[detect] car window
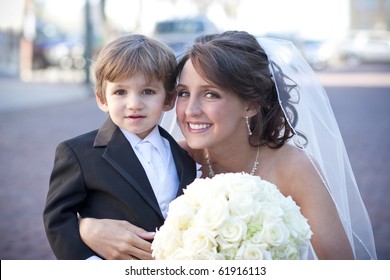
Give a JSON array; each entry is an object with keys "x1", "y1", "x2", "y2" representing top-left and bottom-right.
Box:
[{"x1": 155, "y1": 20, "x2": 204, "y2": 34}]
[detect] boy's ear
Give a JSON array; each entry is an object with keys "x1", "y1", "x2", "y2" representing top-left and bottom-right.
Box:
[
  {"x1": 96, "y1": 95, "x2": 109, "y2": 112},
  {"x1": 163, "y1": 92, "x2": 177, "y2": 112}
]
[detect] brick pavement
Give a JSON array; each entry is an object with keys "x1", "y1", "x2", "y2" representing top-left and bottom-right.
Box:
[
  {"x1": 0, "y1": 79, "x2": 105, "y2": 259},
  {"x1": 326, "y1": 86, "x2": 390, "y2": 260},
  {"x1": 0, "y1": 71, "x2": 389, "y2": 259}
]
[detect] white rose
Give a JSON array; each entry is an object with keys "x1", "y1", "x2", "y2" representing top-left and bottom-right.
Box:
[
  {"x1": 279, "y1": 196, "x2": 312, "y2": 240},
  {"x1": 181, "y1": 181, "x2": 204, "y2": 210},
  {"x1": 152, "y1": 223, "x2": 183, "y2": 259},
  {"x1": 258, "y1": 203, "x2": 284, "y2": 220},
  {"x1": 182, "y1": 227, "x2": 217, "y2": 254},
  {"x1": 257, "y1": 181, "x2": 284, "y2": 203},
  {"x1": 192, "y1": 194, "x2": 229, "y2": 230},
  {"x1": 223, "y1": 174, "x2": 262, "y2": 199},
  {"x1": 272, "y1": 242, "x2": 309, "y2": 260},
  {"x1": 260, "y1": 219, "x2": 290, "y2": 247},
  {"x1": 217, "y1": 217, "x2": 247, "y2": 247},
  {"x1": 169, "y1": 248, "x2": 198, "y2": 260},
  {"x1": 203, "y1": 177, "x2": 228, "y2": 198},
  {"x1": 235, "y1": 242, "x2": 271, "y2": 260},
  {"x1": 228, "y1": 192, "x2": 257, "y2": 222},
  {"x1": 166, "y1": 196, "x2": 195, "y2": 230},
  {"x1": 224, "y1": 173, "x2": 258, "y2": 189}
]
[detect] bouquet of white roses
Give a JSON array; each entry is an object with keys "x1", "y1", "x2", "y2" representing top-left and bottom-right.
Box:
[{"x1": 152, "y1": 173, "x2": 312, "y2": 260}]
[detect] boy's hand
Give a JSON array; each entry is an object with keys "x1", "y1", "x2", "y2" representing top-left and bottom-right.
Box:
[{"x1": 79, "y1": 217, "x2": 155, "y2": 260}]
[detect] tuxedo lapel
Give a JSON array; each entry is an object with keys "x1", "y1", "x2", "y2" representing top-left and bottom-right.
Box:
[
  {"x1": 94, "y1": 118, "x2": 163, "y2": 219},
  {"x1": 158, "y1": 126, "x2": 196, "y2": 196}
]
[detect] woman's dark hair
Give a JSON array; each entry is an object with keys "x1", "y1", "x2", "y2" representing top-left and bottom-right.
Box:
[{"x1": 176, "y1": 30, "x2": 300, "y2": 148}]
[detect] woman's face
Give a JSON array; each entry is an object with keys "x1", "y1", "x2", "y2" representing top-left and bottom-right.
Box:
[{"x1": 176, "y1": 59, "x2": 251, "y2": 150}]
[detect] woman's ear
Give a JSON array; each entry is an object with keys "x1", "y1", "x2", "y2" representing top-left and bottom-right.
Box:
[
  {"x1": 96, "y1": 95, "x2": 108, "y2": 113},
  {"x1": 163, "y1": 91, "x2": 177, "y2": 112},
  {"x1": 245, "y1": 102, "x2": 260, "y2": 118}
]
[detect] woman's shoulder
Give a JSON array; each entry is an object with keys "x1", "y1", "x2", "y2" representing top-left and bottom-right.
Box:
[
  {"x1": 265, "y1": 142, "x2": 311, "y2": 171},
  {"x1": 262, "y1": 143, "x2": 320, "y2": 195}
]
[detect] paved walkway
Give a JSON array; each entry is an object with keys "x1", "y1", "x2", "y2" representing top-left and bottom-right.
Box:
[{"x1": 0, "y1": 77, "x2": 104, "y2": 260}]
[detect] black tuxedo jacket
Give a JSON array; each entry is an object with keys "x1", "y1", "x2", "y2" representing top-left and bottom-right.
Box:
[{"x1": 43, "y1": 118, "x2": 196, "y2": 259}]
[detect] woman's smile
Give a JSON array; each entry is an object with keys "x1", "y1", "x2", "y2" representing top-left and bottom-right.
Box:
[{"x1": 187, "y1": 122, "x2": 212, "y2": 132}]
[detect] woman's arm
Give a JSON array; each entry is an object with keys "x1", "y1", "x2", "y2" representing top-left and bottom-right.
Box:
[
  {"x1": 79, "y1": 218, "x2": 155, "y2": 260},
  {"x1": 282, "y1": 147, "x2": 354, "y2": 259}
]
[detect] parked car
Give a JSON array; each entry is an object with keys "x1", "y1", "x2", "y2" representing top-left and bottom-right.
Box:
[
  {"x1": 153, "y1": 16, "x2": 219, "y2": 57},
  {"x1": 33, "y1": 22, "x2": 85, "y2": 70},
  {"x1": 301, "y1": 39, "x2": 337, "y2": 70},
  {"x1": 263, "y1": 32, "x2": 336, "y2": 70},
  {"x1": 338, "y1": 30, "x2": 390, "y2": 64}
]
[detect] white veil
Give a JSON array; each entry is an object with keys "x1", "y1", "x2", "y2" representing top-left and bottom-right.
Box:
[
  {"x1": 257, "y1": 37, "x2": 376, "y2": 259},
  {"x1": 160, "y1": 37, "x2": 377, "y2": 259}
]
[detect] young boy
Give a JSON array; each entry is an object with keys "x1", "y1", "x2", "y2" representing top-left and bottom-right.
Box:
[{"x1": 43, "y1": 34, "x2": 196, "y2": 259}]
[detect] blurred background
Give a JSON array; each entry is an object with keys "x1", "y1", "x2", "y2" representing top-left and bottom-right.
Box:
[
  {"x1": 1, "y1": 0, "x2": 390, "y2": 81},
  {"x1": 0, "y1": 0, "x2": 389, "y2": 259}
]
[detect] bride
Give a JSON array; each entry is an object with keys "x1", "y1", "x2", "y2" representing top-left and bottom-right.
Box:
[{"x1": 79, "y1": 31, "x2": 377, "y2": 260}]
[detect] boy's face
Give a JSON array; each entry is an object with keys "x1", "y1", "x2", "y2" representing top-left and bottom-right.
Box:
[{"x1": 97, "y1": 74, "x2": 173, "y2": 139}]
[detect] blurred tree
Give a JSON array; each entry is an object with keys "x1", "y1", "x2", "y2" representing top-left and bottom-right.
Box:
[
  {"x1": 99, "y1": 0, "x2": 109, "y2": 43},
  {"x1": 20, "y1": 0, "x2": 36, "y2": 80},
  {"x1": 85, "y1": 0, "x2": 92, "y2": 84}
]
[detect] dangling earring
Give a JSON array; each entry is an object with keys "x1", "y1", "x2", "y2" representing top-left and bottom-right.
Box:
[{"x1": 246, "y1": 116, "x2": 252, "y2": 136}]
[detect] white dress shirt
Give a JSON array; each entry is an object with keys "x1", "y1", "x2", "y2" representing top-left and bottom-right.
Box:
[{"x1": 121, "y1": 126, "x2": 179, "y2": 218}]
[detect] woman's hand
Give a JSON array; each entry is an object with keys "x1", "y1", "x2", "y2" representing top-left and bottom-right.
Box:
[{"x1": 79, "y1": 218, "x2": 155, "y2": 260}]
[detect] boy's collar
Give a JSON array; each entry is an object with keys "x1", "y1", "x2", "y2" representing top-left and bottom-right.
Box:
[{"x1": 121, "y1": 126, "x2": 167, "y2": 159}]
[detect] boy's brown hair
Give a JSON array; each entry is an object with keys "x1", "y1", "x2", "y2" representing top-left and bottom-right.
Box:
[{"x1": 94, "y1": 34, "x2": 176, "y2": 105}]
